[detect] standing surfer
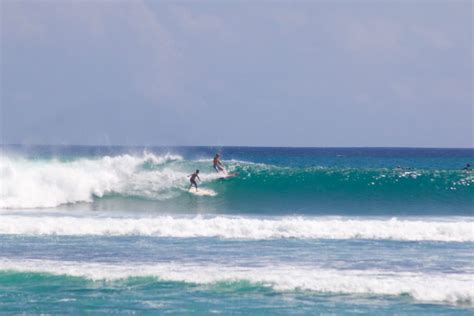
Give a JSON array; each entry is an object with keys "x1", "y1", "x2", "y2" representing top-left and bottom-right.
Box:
[
  {"x1": 188, "y1": 170, "x2": 201, "y2": 191},
  {"x1": 213, "y1": 154, "x2": 225, "y2": 173}
]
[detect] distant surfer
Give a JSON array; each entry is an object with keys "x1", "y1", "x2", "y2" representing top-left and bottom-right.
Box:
[
  {"x1": 188, "y1": 170, "x2": 201, "y2": 191},
  {"x1": 462, "y1": 163, "x2": 472, "y2": 171},
  {"x1": 213, "y1": 154, "x2": 225, "y2": 173}
]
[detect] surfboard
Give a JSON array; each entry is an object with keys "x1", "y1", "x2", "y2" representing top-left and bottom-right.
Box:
[
  {"x1": 218, "y1": 172, "x2": 238, "y2": 179},
  {"x1": 188, "y1": 188, "x2": 217, "y2": 196}
]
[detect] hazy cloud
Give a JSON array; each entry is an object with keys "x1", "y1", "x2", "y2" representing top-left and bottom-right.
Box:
[{"x1": 1, "y1": 0, "x2": 472, "y2": 147}]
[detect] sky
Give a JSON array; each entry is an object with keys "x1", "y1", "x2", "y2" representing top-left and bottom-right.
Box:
[{"x1": 1, "y1": 0, "x2": 472, "y2": 147}]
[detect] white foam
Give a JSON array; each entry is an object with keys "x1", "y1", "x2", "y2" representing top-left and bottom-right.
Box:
[
  {"x1": 1, "y1": 259, "x2": 472, "y2": 305},
  {"x1": 0, "y1": 153, "x2": 216, "y2": 208},
  {"x1": 0, "y1": 215, "x2": 472, "y2": 241}
]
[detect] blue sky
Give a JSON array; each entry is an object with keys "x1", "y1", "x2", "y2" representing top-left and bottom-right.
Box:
[{"x1": 1, "y1": 0, "x2": 472, "y2": 147}]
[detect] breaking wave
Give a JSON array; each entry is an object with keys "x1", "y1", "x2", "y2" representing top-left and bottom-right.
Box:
[
  {"x1": 1, "y1": 259, "x2": 472, "y2": 305},
  {"x1": 1, "y1": 153, "x2": 199, "y2": 208},
  {"x1": 0, "y1": 152, "x2": 473, "y2": 210},
  {"x1": 0, "y1": 214, "x2": 472, "y2": 241}
]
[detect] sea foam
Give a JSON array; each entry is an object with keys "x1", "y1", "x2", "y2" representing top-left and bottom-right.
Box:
[
  {"x1": 0, "y1": 153, "x2": 211, "y2": 208},
  {"x1": 1, "y1": 259, "x2": 472, "y2": 305},
  {"x1": 0, "y1": 214, "x2": 472, "y2": 241}
]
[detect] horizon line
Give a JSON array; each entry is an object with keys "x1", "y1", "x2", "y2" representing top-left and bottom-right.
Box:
[{"x1": 1, "y1": 144, "x2": 474, "y2": 150}]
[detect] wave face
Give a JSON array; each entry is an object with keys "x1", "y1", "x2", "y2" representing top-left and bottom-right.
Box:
[
  {"x1": 1, "y1": 259, "x2": 473, "y2": 305},
  {"x1": 0, "y1": 214, "x2": 472, "y2": 241},
  {"x1": 1, "y1": 147, "x2": 473, "y2": 214}
]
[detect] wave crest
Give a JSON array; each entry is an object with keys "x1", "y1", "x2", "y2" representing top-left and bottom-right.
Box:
[
  {"x1": 0, "y1": 153, "x2": 187, "y2": 208},
  {"x1": 1, "y1": 259, "x2": 472, "y2": 305},
  {"x1": 0, "y1": 215, "x2": 472, "y2": 241},
  {"x1": 1, "y1": 152, "x2": 473, "y2": 209}
]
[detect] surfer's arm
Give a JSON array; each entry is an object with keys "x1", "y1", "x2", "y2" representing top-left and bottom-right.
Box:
[{"x1": 197, "y1": 175, "x2": 201, "y2": 181}]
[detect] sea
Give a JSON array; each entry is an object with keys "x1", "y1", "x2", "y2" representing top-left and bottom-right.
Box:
[{"x1": 0, "y1": 145, "x2": 473, "y2": 315}]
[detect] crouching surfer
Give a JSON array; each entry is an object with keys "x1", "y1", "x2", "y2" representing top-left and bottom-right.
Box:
[{"x1": 188, "y1": 170, "x2": 201, "y2": 191}]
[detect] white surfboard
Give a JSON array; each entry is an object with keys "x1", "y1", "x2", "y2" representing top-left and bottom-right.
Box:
[
  {"x1": 188, "y1": 188, "x2": 217, "y2": 196},
  {"x1": 218, "y1": 172, "x2": 238, "y2": 179}
]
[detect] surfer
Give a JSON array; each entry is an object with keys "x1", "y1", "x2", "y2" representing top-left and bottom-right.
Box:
[
  {"x1": 188, "y1": 170, "x2": 201, "y2": 191},
  {"x1": 462, "y1": 163, "x2": 472, "y2": 171},
  {"x1": 213, "y1": 154, "x2": 225, "y2": 173}
]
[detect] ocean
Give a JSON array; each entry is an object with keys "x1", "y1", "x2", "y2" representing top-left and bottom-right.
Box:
[{"x1": 0, "y1": 145, "x2": 473, "y2": 314}]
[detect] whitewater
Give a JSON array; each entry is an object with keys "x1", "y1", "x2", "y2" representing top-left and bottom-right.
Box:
[
  {"x1": 0, "y1": 213, "x2": 472, "y2": 242},
  {"x1": 1, "y1": 146, "x2": 473, "y2": 314},
  {"x1": 1, "y1": 259, "x2": 473, "y2": 305}
]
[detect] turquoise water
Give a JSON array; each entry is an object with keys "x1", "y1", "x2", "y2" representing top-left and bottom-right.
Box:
[{"x1": 0, "y1": 146, "x2": 473, "y2": 314}]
